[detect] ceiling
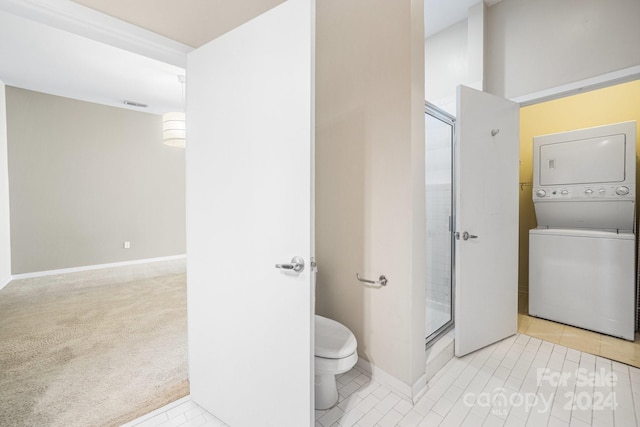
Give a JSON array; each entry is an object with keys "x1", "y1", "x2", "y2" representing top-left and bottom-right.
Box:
[
  {"x1": 70, "y1": 0, "x2": 286, "y2": 48},
  {"x1": 69, "y1": 0, "x2": 504, "y2": 45},
  {"x1": 0, "y1": 0, "x2": 501, "y2": 115},
  {"x1": 0, "y1": 0, "x2": 191, "y2": 114},
  {"x1": 70, "y1": 0, "x2": 502, "y2": 45},
  {"x1": 425, "y1": 0, "x2": 502, "y2": 38}
]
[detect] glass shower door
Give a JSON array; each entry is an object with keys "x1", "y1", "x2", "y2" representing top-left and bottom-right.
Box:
[{"x1": 425, "y1": 102, "x2": 455, "y2": 343}]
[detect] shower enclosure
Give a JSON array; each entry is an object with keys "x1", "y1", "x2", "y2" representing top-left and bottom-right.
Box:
[{"x1": 425, "y1": 102, "x2": 455, "y2": 344}]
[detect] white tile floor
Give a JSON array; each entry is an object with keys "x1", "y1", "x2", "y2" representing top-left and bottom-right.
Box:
[{"x1": 124, "y1": 333, "x2": 640, "y2": 427}]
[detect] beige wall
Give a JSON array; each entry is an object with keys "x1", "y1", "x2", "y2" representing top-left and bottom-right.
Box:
[
  {"x1": 6, "y1": 87, "x2": 185, "y2": 274},
  {"x1": 0, "y1": 81, "x2": 10, "y2": 284},
  {"x1": 486, "y1": 0, "x2": 640, "y2": 99},
  {"x1": 316, "y1": 0, "x2": 426, "y2": 390}
]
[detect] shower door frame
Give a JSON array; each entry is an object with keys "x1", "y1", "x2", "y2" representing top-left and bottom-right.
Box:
[{"x1": 425, "y1": 101, "x2": 456, "y2": 347}]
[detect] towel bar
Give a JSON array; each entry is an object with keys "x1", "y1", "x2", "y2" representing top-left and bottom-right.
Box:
[{"x1": 355, "y1": 273, "x2": 388, "y2": 287}]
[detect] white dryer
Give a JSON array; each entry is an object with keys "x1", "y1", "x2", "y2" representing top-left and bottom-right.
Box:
[{"x1": 529, "y1": 121, "x2": 637, "y2": 340}]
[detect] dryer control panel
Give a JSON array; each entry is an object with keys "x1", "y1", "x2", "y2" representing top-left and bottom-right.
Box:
[{"x1": 534, "y1": 185, "x2": 634, "y2": 201}]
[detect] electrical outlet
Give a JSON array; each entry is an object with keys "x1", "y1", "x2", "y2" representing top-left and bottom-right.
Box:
[{"x1": 124, "y1": 241, "x2": 131, "y2": 249}]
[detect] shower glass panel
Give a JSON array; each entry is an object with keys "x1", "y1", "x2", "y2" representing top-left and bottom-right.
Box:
[{"x1": 425, "y1": 102, "x2": 454, "y2": 343}]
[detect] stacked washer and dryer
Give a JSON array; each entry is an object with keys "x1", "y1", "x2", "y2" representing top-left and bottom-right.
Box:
[{"x1": 529, "y1": 121, "x2": 637, "y2": 341}]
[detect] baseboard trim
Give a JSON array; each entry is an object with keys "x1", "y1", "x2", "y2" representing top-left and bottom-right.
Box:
[
  {"x1": 356, "y1": 358, "x2": 427, "y2": 404},
  {"x1": 0, "y1": 275, "x2": 11, "y2": 292},
  {"x1": 411, "y1": 373, "x2": 428, "y2": 403},
  {"x1": 425, "y1": 330, "x2": 455, "y2": 383},
  {"x1": 120, "y1": 395, "x2": 191, "y2": 427},
  {"x1": 10, "y1": 254, "x2": 187, "y2": 280}
]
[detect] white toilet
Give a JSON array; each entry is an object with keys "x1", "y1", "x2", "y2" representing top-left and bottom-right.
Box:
[{"x1": 314, "y1": 314, "x2": 358, "y2": 409}]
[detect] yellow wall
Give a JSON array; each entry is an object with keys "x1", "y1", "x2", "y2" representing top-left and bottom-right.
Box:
[{"x1": 518, "y1": 79, "x2": 640, "y2": 312}]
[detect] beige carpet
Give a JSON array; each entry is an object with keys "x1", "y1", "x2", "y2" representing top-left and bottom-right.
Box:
[{"x1": 0, "y1": 261, "x2": 189, "y2": 427}]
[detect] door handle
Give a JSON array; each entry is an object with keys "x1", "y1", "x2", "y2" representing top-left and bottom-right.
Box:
[
  {"x1": 455, "y1": 231, "x2": 478, "y2": 241},
  {"x1": 463, "y1": 231, "x2": 478, "y2": 240},
  {"x1": 275, "y1": 256, "x2": 305, "y2": 273},
  {"x1": 356, "y1": 273, "x2": 388, "y2": 287}
]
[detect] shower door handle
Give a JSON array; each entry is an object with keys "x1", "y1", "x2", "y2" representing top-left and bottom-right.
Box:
[
  {"x1": 455, "y1": 231, "x2": 478, "y2": 241},
  {"x1": 275, "y1": 256, "x2": 305, "y2": 273}
]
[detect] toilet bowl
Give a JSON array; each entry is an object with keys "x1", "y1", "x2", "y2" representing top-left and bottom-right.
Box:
[{"x1": 315, "y1": 315, "x2": 358, "y2": 410}]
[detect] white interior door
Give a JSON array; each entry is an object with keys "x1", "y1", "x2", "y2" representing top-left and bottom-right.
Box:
[
  {"x1": 186, "y1": 1, "x2": 314, "y2": 426},
  {"x1": 454, "y1": 85, "x2": 519, "y2": 357}
]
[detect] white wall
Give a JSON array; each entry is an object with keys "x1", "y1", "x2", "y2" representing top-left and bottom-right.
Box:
[
  {"x1": 425, "y1": 21, "x2": 467, "y2": 104},
  {"x1": 0, "y1": 81, "x2": 10, "y2": 288},
  {"x1": 424, "y1": 1, "x2": 485, "y2": 114},
  {"x1": 426, "y1": 0, "x2": 640, "y2": 108},
  {"x1": 486, "y1": 0, "x2": 640, "y2": 99}
]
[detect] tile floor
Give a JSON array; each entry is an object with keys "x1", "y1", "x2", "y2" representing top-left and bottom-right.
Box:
[
  {"x1": 124, "y1": 333, "x2": 640, "y2": 427},
  {"x1": 518, "y1": 314, "x2": 640, "y2": 369}
]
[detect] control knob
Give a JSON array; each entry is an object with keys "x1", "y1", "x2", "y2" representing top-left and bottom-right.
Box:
[
  {"x1": 616, "y1": 186, "x2": 630, "y2": 196},
  {"x1": 584, "y1": 189, "x2": 593, "y2": 195},
  {"x1": 535, "y1": 189, "x2": 546, "y2": 198}
]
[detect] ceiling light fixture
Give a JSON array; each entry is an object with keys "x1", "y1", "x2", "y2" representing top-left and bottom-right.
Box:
[{"x1": 163, "y1": 75, "x2": 186, "y2": 148}]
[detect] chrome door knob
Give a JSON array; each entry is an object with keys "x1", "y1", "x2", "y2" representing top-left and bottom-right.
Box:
[
  {"x1": 462, "y1": 231, "x2": 478, "y2": 240},
  {"x1": 456, "y1": 231, "x2": 478, "y2": 241},
  {"x1": 275, "y1": 256, "x2": 305, "y2": 273}
]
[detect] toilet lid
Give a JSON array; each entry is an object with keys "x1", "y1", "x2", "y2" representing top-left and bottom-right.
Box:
[{"x1": 315, "y1": 315, "x2": 357, "y2": 359}]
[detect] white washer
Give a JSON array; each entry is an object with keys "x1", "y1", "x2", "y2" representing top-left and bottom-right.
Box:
[{"x1": 529, "y1": 228, "x2": 635, "y2": 340}]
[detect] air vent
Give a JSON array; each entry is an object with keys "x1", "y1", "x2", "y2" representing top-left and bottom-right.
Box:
[{"x1": 124, "y1": 100, "x2": 147, "y2": 108}]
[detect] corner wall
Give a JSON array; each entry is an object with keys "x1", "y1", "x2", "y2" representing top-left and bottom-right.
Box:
[
  {"x1": 0, "y1": 81, "x2": 10, "y2": 286},
  {"x1": 6, "y1": 87, "x2": 186, "y2": 274},
  {"x1": 316, "y1": 0, "x2": 426, "y2": 393},
  {"x1": 518, "y1": 80, "x2": 640, "y2": 309}
]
